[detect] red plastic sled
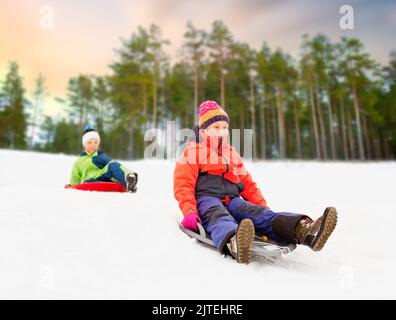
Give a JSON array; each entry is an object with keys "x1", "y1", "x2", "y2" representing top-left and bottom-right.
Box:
[{"x1": 65, "y1": 181, "x2": 127, "y2": 193}]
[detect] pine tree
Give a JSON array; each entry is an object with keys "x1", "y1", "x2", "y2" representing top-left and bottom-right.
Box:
[
  {"x1": 182, "y1": 21, "x2": 207, "y2": 124},
  {"x1": 30, "y1": 73, "x2": 47, "y2": 148},
  {"x1": 0, "y1": 62, "x2": 27, "y2": 149},
  {"x1": 208, "y1": 20, "x2": 233, "y2": 108}
]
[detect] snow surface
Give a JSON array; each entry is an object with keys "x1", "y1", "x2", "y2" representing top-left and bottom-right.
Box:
[{"x1": 0, "y1": 149, "x2": 395, "y2": 299}]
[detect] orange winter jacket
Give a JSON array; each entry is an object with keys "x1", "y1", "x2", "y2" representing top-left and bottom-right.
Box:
[{"x1": 173, "y1": 131, "x2": 268, "y2": 216}]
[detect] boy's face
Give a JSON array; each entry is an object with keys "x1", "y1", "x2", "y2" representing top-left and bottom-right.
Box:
[
  {"x1": 84, "y1": 138, "x2": 100, "y2": 153},
  {"x1": 203, "y1": 121, "x2": 229, "y2": 138}
]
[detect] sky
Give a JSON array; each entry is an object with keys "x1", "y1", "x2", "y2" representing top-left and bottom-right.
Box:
[{"x1": 0, "y1": 0, "x2": 395, "y2": 118}]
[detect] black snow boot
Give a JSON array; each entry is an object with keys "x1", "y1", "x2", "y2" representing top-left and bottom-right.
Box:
[
  {"x1": 294, "y1": 207, "x2": 338, "y2": 251},
  {"x1": 125, "y1": 172, "x2": 138, "y2": 193}
]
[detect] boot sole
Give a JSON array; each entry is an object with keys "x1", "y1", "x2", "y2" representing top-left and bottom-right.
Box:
[
  {"x1": 311, "y1": 207, "x2": 338, "y2": 251},
  {"x1": 236, "y1": 219, "x2": 255, "y2": 264},
  {"x1": 126, "y1": 175, "x2": 137, "y2": 193}
]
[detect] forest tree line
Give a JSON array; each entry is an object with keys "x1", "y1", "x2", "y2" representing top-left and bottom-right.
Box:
[{"x1": 1, "y1": 21, "x2": 396, "y2": 160}]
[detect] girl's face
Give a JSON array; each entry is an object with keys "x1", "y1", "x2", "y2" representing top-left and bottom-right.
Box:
[
  {"x1": 203, "y1": 121, "x2": 229, "y2": 138},
  {"x1": 85, "y1": 139, "x2": 99, "y2": 154}
]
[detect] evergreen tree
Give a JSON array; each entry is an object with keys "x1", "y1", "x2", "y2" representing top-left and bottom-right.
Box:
[{"x1": 0, "y1": 62, "x2": 27, "y2": 149}]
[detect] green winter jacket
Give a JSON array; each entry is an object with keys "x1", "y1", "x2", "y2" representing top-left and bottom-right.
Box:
[{"x1": 69, "y1": 150, "x2": 117, "y2": 186}]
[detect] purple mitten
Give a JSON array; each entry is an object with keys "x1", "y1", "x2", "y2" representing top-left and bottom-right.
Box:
[{"x1": 181, "y1": 212, "x2": 202, "y2": 231}]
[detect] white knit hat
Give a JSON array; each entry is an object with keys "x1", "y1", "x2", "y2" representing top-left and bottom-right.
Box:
[{"x1": 82, "y1": 130, "x2": 100, "y2": 147}]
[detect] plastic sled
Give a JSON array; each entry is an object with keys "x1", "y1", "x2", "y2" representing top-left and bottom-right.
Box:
[
  {"x1": 180, "y1": 223, "x2": 296, "y2": 261},
  {"x1": 65, "y1": 181, "x2": 127, "y2": 192}
]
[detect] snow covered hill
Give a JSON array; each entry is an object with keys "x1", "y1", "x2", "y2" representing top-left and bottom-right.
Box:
[{"x1": 0, "y1": 149, "x2": 395, "y2": 299}]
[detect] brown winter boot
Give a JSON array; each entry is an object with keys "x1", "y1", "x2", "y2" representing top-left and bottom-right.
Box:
[
  {"x1": 227, "y1": 218, "x2": 255, "y2": 264},
  {"x1": 294, "y1": 207, "x2": 338, "y2": 251}
]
